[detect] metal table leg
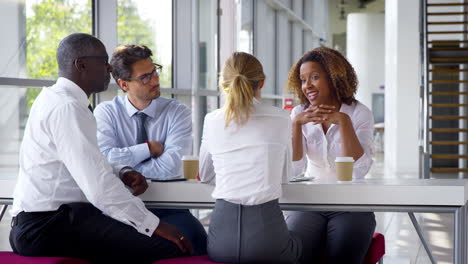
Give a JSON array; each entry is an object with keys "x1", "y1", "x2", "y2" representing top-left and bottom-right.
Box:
[
  {"x1": 408, "y1": 212, "x2": 436, "y2": 264},
  {"x1": 454, "y1": 206, "x2": 466, "y2": 264},
  {"x1": 0, "y1": 204, "x2": 7, "y2": 222}
]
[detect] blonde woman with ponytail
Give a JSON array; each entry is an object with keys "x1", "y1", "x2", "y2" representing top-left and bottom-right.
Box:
[{"x1": 199, "y1": 52, "x2": 302, "y2": 264}]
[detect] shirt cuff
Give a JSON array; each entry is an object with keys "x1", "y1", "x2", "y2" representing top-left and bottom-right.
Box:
[
  {"x1": 112, "y1": 163, "x2": 128, "y2": 177},
  {"x1": 353, "y1": 152, "x2": 373, "y2": 179},
  {"x1": 118, "y1": 166, "x2": 134, "y2": 179},
  {"x1": 292, "y1": 158, "x2": 306, "y2": 178},
  {"x1": 137, "y1": 212, "x2": 160, "y2": 237},
  {"x1": 134, "y1": 143, "x2": 152, "y2": 164}
]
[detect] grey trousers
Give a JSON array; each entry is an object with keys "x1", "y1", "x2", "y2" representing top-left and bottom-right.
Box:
[
  {"x1": 208, "y1": 199, "x2": 302, "y2": 264},
  {"x1": 285, "y1": 211, "x2": 376, "y2": 264}
]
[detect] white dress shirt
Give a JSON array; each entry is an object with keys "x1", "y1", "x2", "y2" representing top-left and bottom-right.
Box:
[
  {"x1": 11, "y1": 77, "x2": 159, "y2": 237},
  {"x1": 291, "y1": 101, "x2": 374, "y2": 180},
  {"x1": 199, "y1": 99, "x2": 292, "y2": 205},
  {"x1": 94, "y1": 96, "x2": 192, "y2": 179}
]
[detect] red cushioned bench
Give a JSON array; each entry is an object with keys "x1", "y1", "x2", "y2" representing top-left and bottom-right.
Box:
[
  {"x1": 154, "y1": 255, "x2": 224, "y2": 264},
  {"x1": 155, "y1": 232, "x2": 385, "y2": 264},
  {"x1": 0, "y1": 233, "x2": 384, "y2": 264},
  {"x1": 0, "y1": 253, "x2": 219, "y2": 264},
  {"x1": 0, "y1": 252, "x2": 92, "y2": 264},
  {"x1": 364, "y1": 232, "x2": 385, "y2": 264}
]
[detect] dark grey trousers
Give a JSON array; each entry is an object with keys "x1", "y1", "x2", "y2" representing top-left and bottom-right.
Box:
[
  {"x1": 208, "y1": 199, "x2": 302, "y2": 264},
  {"x1": 149, "y1": 208, "x2": 207, "y2": 256},
  {"x1": 285, "y1": 211, "x2": 376, "y2": 264}
]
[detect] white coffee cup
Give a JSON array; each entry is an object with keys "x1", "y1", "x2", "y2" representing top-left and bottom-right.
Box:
[
  {"x1": 182, "y1": 155, "x2": 199, "y2": 180},
  {"x1": 335, "y1": 157, "x2": 354, "y2": 182}
]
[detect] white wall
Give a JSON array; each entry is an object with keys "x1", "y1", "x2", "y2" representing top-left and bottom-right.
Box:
[
  {"x1": 385, "y1": 0, "x2": 420, "y2": 174},
  {"x1": 328, "y1": 0, "x2": 385, "y2": 44},
  {"x1": 347, "y1": 13, "x2": 385, "y2": 111}
]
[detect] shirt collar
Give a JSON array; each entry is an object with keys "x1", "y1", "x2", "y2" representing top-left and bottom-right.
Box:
[
  {"x1": 56, "y1": 77, "x2": 89, "y2": 108},
  {"x1": 125, "y1": 95, "x2": 158, "y2": 119},
  {"x1": 253, "y1": 97, "x2": 261, "y2": 105},
  {"x1": 338, "y1": 101, "x2": 355, "y2": 115}
]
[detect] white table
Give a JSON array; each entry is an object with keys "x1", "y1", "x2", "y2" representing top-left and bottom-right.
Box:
[
  {"x1": 140, "y1": 178, "x2": 468, "y2": 264},
  {"x1": 1, "y1": 178, "x2": 468, "y2": 263}
]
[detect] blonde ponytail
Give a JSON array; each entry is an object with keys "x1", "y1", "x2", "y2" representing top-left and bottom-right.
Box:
[{"x1": 221, "y1": 52, "x2": 265, "y2": 127}]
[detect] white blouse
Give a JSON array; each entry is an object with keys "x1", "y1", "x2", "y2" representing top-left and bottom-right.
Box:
[
  {"x1": 291, "y1": 101, "x2": 374, "y2": 180},
  {"x1": 199, "y1": 99, "x2": 292, "y2": 205}
]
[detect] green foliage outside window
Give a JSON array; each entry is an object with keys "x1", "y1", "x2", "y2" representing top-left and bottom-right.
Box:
[
  {"x1": 117, "y1": 0, "x2": 172, "y2": 88},
  {"x1": 25, "y1": 0, "x2": 92, "y2": 110},
  {"x1": 25, "y1": 0, "x2": 171, "y2": 111}
]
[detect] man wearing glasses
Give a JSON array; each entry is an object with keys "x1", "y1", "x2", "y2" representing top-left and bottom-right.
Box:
[
  {"x1": 94, "y1": 44, "x2": 207, "y2": 255},
  {"x1": 10, "y1": 34, "x2": 192, "y2": 263}
]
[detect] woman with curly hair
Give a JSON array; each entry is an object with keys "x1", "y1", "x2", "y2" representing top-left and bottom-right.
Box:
[
  {"x1": 199, "y1": 52, "x2": 302, "y2": 263},
  {"x1": 285, "y1": 47, "x2": 376, "y2": 264}
]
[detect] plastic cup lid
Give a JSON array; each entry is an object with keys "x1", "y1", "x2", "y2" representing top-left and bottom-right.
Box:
[
  {"x1": 182, "y1": 155, "x2": 198, "y2": 160},
  {"x1": 335, "y1": 156, "x2": 354, "y2": 162}
]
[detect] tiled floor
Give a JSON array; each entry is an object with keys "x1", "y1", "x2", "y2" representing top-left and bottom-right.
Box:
[{"x1": 0, "y1": 153, "x2": 456, "y2": 263}]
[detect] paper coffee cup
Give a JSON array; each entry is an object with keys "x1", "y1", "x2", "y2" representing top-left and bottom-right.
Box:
[
  {"x1": 335, "y1": 157, "x2": 354, "y2": 182},
  {"x1": 182, "y1": 155, "x2": 199, "y2": 180}
]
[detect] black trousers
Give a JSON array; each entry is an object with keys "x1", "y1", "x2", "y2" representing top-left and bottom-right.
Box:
[{"x1": 9, "y1": 203, "x2": 186, "y2": 264}]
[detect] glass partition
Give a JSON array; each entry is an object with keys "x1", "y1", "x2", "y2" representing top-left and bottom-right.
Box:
[{"x1": 117, "y1": 0, "x2": 172, "y2": 88}]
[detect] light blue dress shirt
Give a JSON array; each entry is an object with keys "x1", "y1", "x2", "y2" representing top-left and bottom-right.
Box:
[{"x1": 94, "y1": 95, "x2": 192, "y2": 179}]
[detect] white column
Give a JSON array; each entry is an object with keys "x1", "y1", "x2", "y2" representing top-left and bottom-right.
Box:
[
  {"x1": 347, "y1": 13, "x2": 385, "y2": 111},
  {"x1": 384, "y1": 0, "x2": 420, "y2": 174},
  {"x1": 254, "y1": 0, "x2": 276, "y2": 95},
  {"x1": 276, "y1": 11, "x2": 290, "y2": 95},
  {"x1": 95, "y1": 0, "x2": 118, "y2": 103}
]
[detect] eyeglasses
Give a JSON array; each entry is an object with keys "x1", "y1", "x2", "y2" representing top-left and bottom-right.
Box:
[{"x1": 126, "y1": 63, "x2": 163, "y2": 85}]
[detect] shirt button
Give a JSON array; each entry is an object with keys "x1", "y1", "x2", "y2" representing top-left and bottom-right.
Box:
[{"x1": 145, "y1": 228, "x2": 149, "y2": 233}]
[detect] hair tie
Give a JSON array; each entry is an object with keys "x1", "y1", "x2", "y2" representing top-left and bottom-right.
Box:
[{"x1": 234, "y1": 73, "x2": 247, "y2": 80}]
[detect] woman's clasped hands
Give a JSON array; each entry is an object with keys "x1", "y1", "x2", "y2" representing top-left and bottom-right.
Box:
[{"x1": 294, "y1": 104, "x2": 348, "y2": 126}]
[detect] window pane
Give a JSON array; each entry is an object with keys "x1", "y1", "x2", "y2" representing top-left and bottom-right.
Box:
[
  {"x1": 199, "y1": 0, "x2": 217, "y2": 90},
  {"x1": 198, "y1": 95, "x2": 218, "y2": 148},
  {"x1": 262, "y1": 98, "x2": 281, "y2": 107},
  {"x1": 0, "y1": 87, "x2": 42, "y2": 179},
  {"x1": 117, "y1": 0, "x2": 172, "y2": 88},
  {"x1": 239, "y1": 0, "x2": 253, "y2": 54},
  {"x1": 205, "y1": 96, "x2": 219, "y2": 114},
  {"x1": 0, "y1": 0, "x2": 92, "y2": 80},
  {"x1": 174, "y1": 95, "x2": 192, "y2": 110}
]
